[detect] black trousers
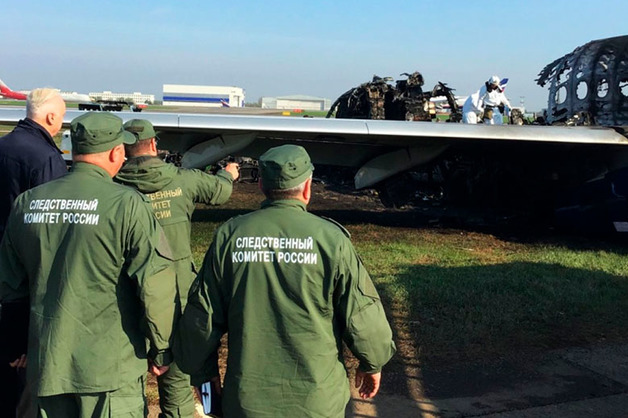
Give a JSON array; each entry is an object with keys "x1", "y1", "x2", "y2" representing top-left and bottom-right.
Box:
[{"x1": 0, "y1": 363, "x2": 22, "y2": 418}]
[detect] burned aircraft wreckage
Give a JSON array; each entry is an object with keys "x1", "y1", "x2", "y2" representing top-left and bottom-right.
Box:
[
  {"x1": 325, "y1": 71, "x2": 462, "y2": 122},
  {"x1": 537, "y1": 35, "x2": 628, "y2": 126},
  {"x1": 325, "y1": 36, "x2": 628, "y2": 230}
]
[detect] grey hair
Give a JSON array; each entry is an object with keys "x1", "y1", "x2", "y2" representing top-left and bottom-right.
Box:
[
  {"x1": 26, "y1": 88, "x2": 63, "y2": 119},
  {"x1": 262, "y1": 175, "x2": 311, "y2": 200}
]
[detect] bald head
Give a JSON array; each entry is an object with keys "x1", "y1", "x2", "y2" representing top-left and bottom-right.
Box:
[
  {"x1": 72, "y1": 144, "x2": 127, "y2": 178},
  {"x1": 26, "y1": 88, "x2": 66, "y2": 137}
]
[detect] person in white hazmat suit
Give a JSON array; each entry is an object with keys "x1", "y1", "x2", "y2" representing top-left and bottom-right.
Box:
[{"x1": 462, "y1": 75, "x2": 512, "y2": 124}]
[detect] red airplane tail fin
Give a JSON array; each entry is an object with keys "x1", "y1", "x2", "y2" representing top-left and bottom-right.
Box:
[
  {"x1": 0, "y1": 78, "x2": 9, "y2": 93},
  {"x1": 0, "y1": 79, "x2": 28, "y2": 100}
]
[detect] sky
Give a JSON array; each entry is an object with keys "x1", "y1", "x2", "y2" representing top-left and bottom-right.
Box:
[{"x1": 2, "y1": 1, "x2": 627, "y2": 111}]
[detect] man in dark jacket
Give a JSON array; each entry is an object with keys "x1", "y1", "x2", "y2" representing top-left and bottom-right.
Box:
[
  {"x1": 0, "y1": 88, "x2": 67, "y2": 417},
  {"x1": 116, "y1": 119, "x2": 239, "y2": 418},
  {"x1": 0, "y1": 88, "x2": 67, "y2": 237},
  {"x1": 0, "y1": 112, "x2": 177, "y2": 417}
]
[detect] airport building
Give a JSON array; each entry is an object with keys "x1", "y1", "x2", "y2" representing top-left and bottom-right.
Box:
[
  {"x1": 261, "y1": 95, "x2": 331, "y2": 111},
  {"x1": 162, "y1": 84, "x2": 245, "y2": 108},
  {"x1": 89, "y1": 91, "x2": 155, "y2": 104}
]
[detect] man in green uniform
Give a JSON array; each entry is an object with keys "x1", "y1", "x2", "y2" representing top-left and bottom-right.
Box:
[
  {"x1": 0, "y1": 112, "x2": 177, "y2": 418},
  {"x1": 174, "y1": 144, "x2": 396, "y2": 417},
  {"x1": 115, "y1": 119, "x2": 239, "y2": 418}
]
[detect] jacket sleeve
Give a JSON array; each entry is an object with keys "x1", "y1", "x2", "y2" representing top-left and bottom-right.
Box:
[
  {"x1": 124, "y1": 198, "x2": 177, "y2": 366},
  {"x1": 501, "y1": 93, "x2": 512, "y2": 109},
  {"x1": 189, "y1": 169, "x2": 233, "y2": 206},
  {"x1": 334, "y1": 236, "x2": 396, "y2": 373},
  {"x1": 173, "y1": 233, "x2": 228, "y2": 384},
  {"x1": 476, "y1": 85, "x2": 488, "y2": 110},
  {"x1": 0, "y1": 206, "x2": 29, "y2": 303},
  {"x1": 0, "y1": 209, "x2": 31, "y2": 363}
]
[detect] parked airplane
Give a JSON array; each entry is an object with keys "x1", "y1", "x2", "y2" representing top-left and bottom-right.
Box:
[{"x1": 0, "y1": 78, "x2": 93, "y2": 103}]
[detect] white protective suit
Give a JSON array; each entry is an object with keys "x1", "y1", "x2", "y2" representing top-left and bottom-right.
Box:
[{"x1": 462, "y1": 76, "x2": 512, "y2": 124}]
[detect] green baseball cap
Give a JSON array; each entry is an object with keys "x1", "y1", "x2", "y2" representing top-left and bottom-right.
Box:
[
  {"x1": 259, "y1": 144, "x2": 314, "y2": 189},
  {"x1": 71, "y1": 113, "x2": 135, "y2": 154},
  {"x1": 123, "y1": 119, "x2": 157, "y2": 142}
]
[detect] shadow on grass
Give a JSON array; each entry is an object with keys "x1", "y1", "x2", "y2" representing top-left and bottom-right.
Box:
[
  {"x1": 193, "y1": 206, "x2": 628, "y2": 257},
  {"x1": 192, "y1": 206, "x2": 537, "y2": 231},
  {"x1": 372, "y1": 261, "x2": 628, "y2": 407}
]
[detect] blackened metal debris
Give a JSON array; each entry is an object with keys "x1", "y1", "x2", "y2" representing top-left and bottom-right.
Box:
[
  {"x1": 326, "y1": 71, "x2": 461, "y2": 122},
  {"x1": 537, "y1": 35, "x2": 628, "y2": 126}
]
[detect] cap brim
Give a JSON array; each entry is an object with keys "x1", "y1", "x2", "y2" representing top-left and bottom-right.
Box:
[{"x1": 122, "y1": 131, "x2": 138, "y2": 145}]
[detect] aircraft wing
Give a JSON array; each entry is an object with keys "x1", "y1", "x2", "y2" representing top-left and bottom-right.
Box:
[{"x1": 1, "y1": 108, "x2": 628, "y2": 189}]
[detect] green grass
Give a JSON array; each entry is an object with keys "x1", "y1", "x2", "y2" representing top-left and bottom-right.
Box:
[
  {"x1": 0, "y1": 123, "x2": 14, "y2": 136},
  {"x1": 0, "y1": 100, "x2": 26, "y2": 106},
  {"x1": 353, "y1": 229, "x2": 628, "y2": 363},
  {"x1": 285, "y1": 110, "x2": 329, "y2": 117},
  {"x1": 0, "y1": 100, "x2": 83, "y2": 109},
  {"x1": 0, "y1": 123, "x2": 64, "y2": 147},
  {"x1": 190, "y1": 218, "x2": 628, "y2": 365}
]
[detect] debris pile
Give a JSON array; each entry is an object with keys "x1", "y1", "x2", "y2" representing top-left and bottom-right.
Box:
[{"x1": 327, "y1": 71, "x2": 461, "y2": 122}]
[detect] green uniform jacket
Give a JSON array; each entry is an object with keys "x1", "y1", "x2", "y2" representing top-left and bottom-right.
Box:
[
  {"x1": 0, "y1": 162, "x2": 177, "y2": 397},
  {"x1": 174, "y1": 199, "x2": 396, "y2": 418},
  {"x1": 115, "y1": 156, "x2": 233, "y2": 309}
]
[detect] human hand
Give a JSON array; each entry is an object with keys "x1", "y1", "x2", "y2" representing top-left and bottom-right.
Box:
[
  {"x1": 148, "y1": 360, "x2": 170, "y2": 376},
  {"x1": 9, "y1": 354, "x2": 27, "y2": 369},
  {"x1": 225, "y1": 163, "x2": 240, "y2": 181},
  {"x1": 355, "y1": 370, "x2": 381, "y2": 399}
]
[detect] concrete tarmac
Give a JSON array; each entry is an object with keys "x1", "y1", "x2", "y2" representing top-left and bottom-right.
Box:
[{"x1": 347, "y1": 343, "x2": 628, "y2": 417}]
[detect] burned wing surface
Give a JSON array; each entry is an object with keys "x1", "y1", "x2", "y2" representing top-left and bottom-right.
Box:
[{"x1": 537, "y1": 35, "x2": 628, "y2": 126}]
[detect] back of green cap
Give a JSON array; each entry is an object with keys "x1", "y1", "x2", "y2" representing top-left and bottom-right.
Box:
[
  {"x1": 259, "y1": 144, "x2": 314, "y2": 189},
  {"x1": 123, "y1": 119, "x2": 156, "y2": 142},
  {"x1": 71, "y1": 113, "x2": 135, "y2": 154}
]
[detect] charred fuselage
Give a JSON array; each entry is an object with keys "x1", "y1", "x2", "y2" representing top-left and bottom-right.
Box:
[
  {"x1": 537, "y1": 35, "x2": 628, "y2": 126},
  {"x1": 327, "y1": 53, "x2": 628, "y2": 231}
]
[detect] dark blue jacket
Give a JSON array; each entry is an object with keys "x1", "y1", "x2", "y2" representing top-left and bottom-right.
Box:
[
  {"x1": 0, "y1": 118, "x2": 66, "y2": 364},
  {"x1": 0, "y1": 118, "x2": 67, "y2": 241},
  {"x1": 0, "y1": 119, "x2": 66, "y2": 408}
]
